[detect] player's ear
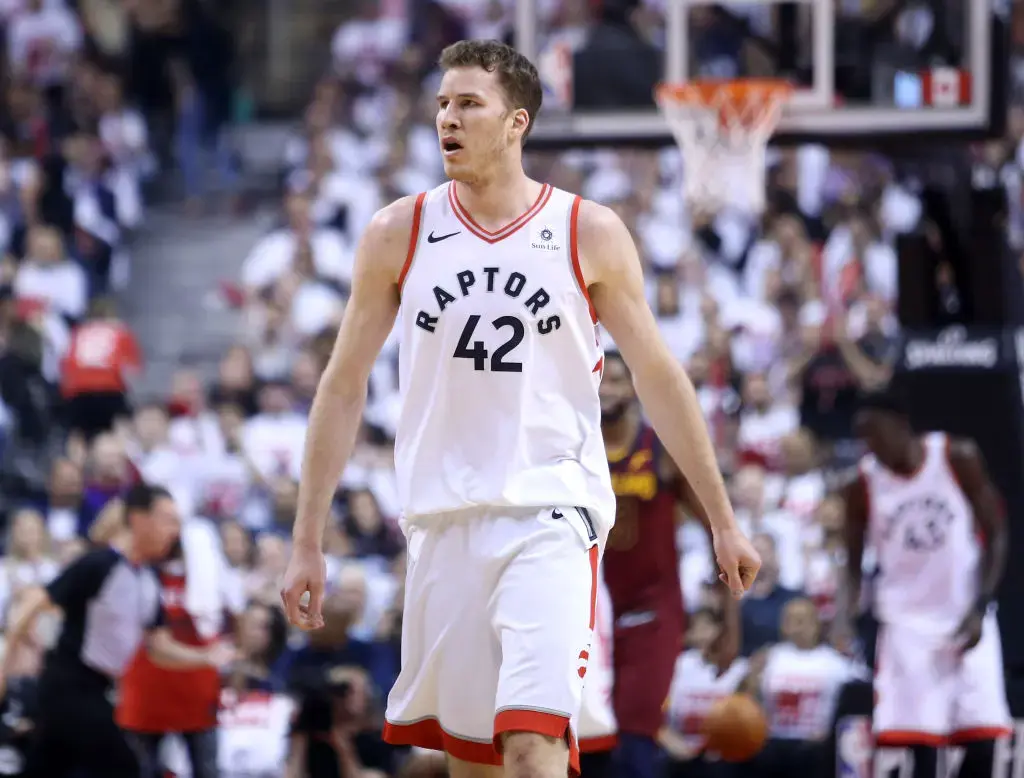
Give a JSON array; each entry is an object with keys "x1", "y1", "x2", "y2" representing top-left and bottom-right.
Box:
[{"x1": 511, "y1": 108, "x2": 530, "y2": 139}]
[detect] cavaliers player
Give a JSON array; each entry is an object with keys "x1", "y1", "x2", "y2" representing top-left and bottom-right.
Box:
[
  {"x1": 281, "y1": 40, "x2": 760, "y2": 778},
  {"x1": 842, "y1": 389, "x2": 1010, "y2": 778},
  {"x1": 599, "y1": 349, "x2": 739, "y2": 778}
]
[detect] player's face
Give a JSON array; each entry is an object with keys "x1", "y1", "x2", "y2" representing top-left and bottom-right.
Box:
[
  {"x1": 436, "y1": 67, "x2": 524, "y2": 181},
  {"x1": 854, "y1": 409, "x2": 908, "y2": 468},
  {"x1": 599, "y1": 357, "x2": 635, "y2": 422}
]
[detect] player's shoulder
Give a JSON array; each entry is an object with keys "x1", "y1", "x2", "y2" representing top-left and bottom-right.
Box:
[
  {"x1": 574, "y1": 198, "x2": 629, "y2": 240},
  {"x1": 365, "y1": 194, "x2": 423, "y2": 244},
  {"x1": 942, "y1": 433, "x2": 981, "y2": 462},
  {"x1": 572, "y1": 198, "x2": 636, "y2": 280}
]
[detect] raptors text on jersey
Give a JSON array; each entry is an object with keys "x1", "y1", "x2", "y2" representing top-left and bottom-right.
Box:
[{"x1": 395, "y1": 183, "x2": 615, "y2": 531}]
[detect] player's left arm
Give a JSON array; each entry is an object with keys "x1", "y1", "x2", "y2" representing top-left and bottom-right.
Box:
[
  {"x1": 667, "y1": 458, "x2": 741, "y2": 667},
  {"x1": 947, "y1": 437, "x2": 1008, "y2": 617},
  {"x1": 579, "y1": 199, "x2": 760, "y2": 595}
]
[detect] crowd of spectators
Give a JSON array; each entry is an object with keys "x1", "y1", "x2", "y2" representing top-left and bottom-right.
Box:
[{"x1": 0, "y1": 0, "x2": 1021, "y2": 776}]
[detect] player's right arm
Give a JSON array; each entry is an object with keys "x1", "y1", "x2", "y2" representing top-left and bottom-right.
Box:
[{"x1": 282, "y1": 196, "x2": 416, "y2": 630}]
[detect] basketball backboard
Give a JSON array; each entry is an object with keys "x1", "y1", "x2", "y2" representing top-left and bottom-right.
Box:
[{"x1": 518, "y1": 0, "x2": 1009, "y2": 148}]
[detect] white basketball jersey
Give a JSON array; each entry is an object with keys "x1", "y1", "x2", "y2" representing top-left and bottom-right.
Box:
[
  {"x1": 664, "y1": 650, "x2": 749, "y2": 752},
  {"x1": 579, "y1": 572, "x2": 616, "y2": 743},
  {"x1": 395, "y1": 182, "x2": 615, "y2": 530},
  {"x1": 760, "y1": 643, "x2": 858, "y2": 740},
  {"x1": 861, "y1": 432, "x2": 979, "y2": 635}
]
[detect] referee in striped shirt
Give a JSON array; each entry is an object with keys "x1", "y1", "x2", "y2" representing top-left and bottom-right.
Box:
[{"x1": 0, "y1": 483, "x2": 233, "y2": 778}]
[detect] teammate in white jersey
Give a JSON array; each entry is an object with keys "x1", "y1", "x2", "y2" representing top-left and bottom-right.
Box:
[
  {"x1": 280, "y1": 40, "x2": 760, "y2": 778},
  {"x1": 842, "y1": 390, "x2": 1010, "y2": 778}
]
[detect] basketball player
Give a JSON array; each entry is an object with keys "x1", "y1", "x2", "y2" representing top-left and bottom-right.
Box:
[
  {"x1": 842, "y1": 389, "x2": 1011, "y2": 778},
  {"x1": 600, "y1": 349, "x2": 740, "y2": 778},
  {"x1": 280, "y1": 40, "x2": 760, "y2": 778}
]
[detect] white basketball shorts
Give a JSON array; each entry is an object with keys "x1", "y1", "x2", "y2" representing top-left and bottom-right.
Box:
[
  {"x1": 382, "y1": 505, "x2": 601, "y2": 774},
  {"x1": 578, "y1": 572, "x2": 617, "y2": 753},
  {"x1": 874, "y1": 609, "x2": 1012, "y2": 747}
]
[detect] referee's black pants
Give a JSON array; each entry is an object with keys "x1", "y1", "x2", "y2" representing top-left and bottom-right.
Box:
[{"x1": 22, "y1": 668, "x2": 143, "y2": 778}]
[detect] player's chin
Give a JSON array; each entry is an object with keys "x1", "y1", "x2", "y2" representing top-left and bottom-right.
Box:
[{"x1": 442, "y1": 154, "x2": 470, "y2": 175}]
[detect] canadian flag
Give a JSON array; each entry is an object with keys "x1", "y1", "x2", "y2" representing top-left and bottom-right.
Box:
[{"x1": 922, "y1": 67, "x2": 972, "y2": 107}]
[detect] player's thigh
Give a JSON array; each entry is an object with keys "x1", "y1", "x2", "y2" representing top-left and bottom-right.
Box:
[
  {"x1": 873, "y1": 623, "x2": 956, "y2": 743},
  {"x1": 491, "y1": 508, "x2": 596, "y2": 728},
  {"x1": 387, "y1": 521, "x2": 502, "y2": 746},
  {"x1": 953, "y1": 611, "x2": 1012, "y2": 737}
]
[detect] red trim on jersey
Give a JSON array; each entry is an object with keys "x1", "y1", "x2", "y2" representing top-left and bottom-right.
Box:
[
  {"x1": 943, "y1": 435, "x2": 964, "y2": 490},
  {"x1": 384, "y1": 711, "x2": 583, "y2": 775},
  {"x1": 398, "y1": 192, "x2": 427, "y2": 293},
  {"x1": 569, "y1": 196, "x2": 598, "y2": 324},
  {"x1": 494, "y1": 708, "x2": 581, "y2": 776},
  {"x1": 588, "y1": 544, "x2": 599, "y2": 629},
  {"x1": 950, "y1": 727, "x2": 1013, "y2": 744},
  {"x1": 579, "y1": 734, "x2": 618, "y2": 753},
  {"x1": 448, "y1": 182, "x2": 551, "y2": 243},
  {"x1": 383, "y1": 718, "x2": 502, "y2": 765},
  {"x1": 592, "y1": 356, "x2": 604, "y2": 375},
  {"x1": 876, "y1": 730, "x2": 947, "y2": 747}
]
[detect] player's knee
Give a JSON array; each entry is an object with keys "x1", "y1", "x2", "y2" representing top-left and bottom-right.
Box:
[{"x1": 501, "y1": 731, "x2": 568, "y2": 778}]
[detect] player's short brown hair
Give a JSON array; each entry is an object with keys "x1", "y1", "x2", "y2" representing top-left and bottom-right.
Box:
[{"x1": 439, "y1": 40, "x2": 543, "y2": 141}]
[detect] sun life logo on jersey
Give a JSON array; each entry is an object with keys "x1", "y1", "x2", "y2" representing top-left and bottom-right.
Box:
[{"x1": 532, "y1": 225, "x2": 560, "y2": 251}]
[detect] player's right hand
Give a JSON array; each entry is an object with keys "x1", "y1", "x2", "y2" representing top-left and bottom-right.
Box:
[
  {"x1": 280, "y1": 543, "x2": 327, "y2": 630},
  {"x1": 713, "y1": 526, "x2": 761, "y2": 599}
]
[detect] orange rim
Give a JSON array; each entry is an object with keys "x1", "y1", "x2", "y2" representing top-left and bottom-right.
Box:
[{"x1": 656, "y1": 79, "x2": 794, "y2": 107}]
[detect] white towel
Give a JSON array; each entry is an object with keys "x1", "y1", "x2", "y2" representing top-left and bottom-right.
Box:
[{"x1": 182, "y1": 517, "x2": 228, "y2": 641}]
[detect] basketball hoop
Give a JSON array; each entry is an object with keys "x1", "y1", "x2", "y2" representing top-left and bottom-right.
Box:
[{"x1": 656, "y1": 79, "x2": 794, "y2": 214}]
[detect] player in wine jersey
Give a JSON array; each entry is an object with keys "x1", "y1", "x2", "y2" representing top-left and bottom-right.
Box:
[
  {"x1": 281, "y1": 40, "x2": 760, "y2": 778},
  {"x1": 842, "y1": 390, "x2": 1010, "y2": 778},
  {"x1": 600, "y1": 350, "x2": 740, "y2": 778}
]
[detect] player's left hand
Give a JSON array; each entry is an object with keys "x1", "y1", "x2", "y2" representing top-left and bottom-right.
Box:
[
  {"x1": 954, "y1": 607, "x2": 984, "y2": 653},
  {"x1": 713, "y1": 526, "x2": 761, "y2": 598}
]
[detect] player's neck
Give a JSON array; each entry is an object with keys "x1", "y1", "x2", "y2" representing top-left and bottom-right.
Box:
[
  {"x1": 889, "y1": 438, "x2": 925, "y2": 476},
  {"x1": 452, "y1": 172, "x2": 541, "y2": 229}
]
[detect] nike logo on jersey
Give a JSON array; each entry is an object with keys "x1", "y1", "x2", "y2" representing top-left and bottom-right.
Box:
[
  {"x1": 551, "y1": 509, "x2": 563, "y2": 520},
  {"x1": 427, "y1": 230, "x2": 461, "y2": 243}
]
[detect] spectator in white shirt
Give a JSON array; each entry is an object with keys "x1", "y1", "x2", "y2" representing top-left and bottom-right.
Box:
[
  {"x1": 6, "y1": 0, "x2": 81, "y2": 94},
  {"x1": 96, "y1": 72, "x2": 151, "y2": 181},
  {"x1": 0, "y1": 507, "x2": 59, "y2": 626},
  {"x1": 240, "y1": 193, "x2": 352, "y2": 301},
  {"x1": 14, "y1": 224, "x2": 87, "y2": 322},
  {"x1": 736, "y1": 373, "x2": 799, "y2": 472},
  {"x1": 330, "y1": 0, "x2": 407, "y2": 88},
  {"x1": 129, "y1": 402, "x2": 194, "y2": 514},
  {"x1": 242, "y1": 382, "x2": 307, "y2": 484}
]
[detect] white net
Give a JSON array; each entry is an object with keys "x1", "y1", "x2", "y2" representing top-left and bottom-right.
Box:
[{"x1": 656, "y1": 81, "x2": 792, "y2": 214}]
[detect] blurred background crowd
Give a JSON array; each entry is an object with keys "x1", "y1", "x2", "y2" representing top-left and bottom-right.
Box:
[{"x1": 0, "y1": 0, "x2": 1021, "y2": 776}]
